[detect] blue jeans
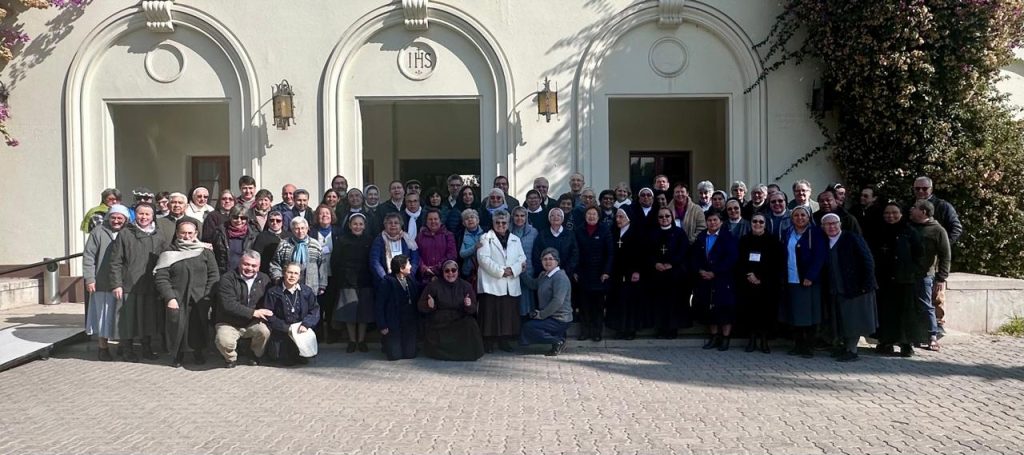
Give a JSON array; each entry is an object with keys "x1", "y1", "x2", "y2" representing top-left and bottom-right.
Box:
[
  {"x1": 519, "y1": 318, "x2": 570, "y2": 346},
  {"x1": 917, "y1": 275, "x2": 938, "y2": 337}
]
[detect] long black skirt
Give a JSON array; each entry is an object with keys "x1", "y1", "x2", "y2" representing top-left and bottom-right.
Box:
[
  {"x1": 606, "y1": 279, "x2": 649, "y2": 333},
  {"x1": 423, "y1": 312, "x2": 484, "y2": 361},
  {"x1": 876, "y1": 282, "x2": 928, "y2": 345},
  {"x1": 478, "y1": 294, "x2": 521, "y2": 337},
  {"x1": 651, "y1": 271, "x2": 693, "y2": 330}
]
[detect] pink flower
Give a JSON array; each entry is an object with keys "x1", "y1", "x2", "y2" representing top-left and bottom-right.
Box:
[{"x1": 5, "y1": 139, "x2": 19, "y2": 147}]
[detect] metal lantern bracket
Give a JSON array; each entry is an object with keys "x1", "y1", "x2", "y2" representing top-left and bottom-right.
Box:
[{"x1": 272, "y1": 79, "x2": 296, "y2": 130}]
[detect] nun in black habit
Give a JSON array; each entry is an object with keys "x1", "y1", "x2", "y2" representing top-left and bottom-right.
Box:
[{"x1": 605, "y1": 208, "x2": 651, "y2": 339}]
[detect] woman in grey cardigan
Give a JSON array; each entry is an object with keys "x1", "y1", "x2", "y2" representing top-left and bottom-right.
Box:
[
  {"x1": 519, "y1": 248, "x2": 573, "y2": 356},
  {"x1": 83, "y1": 204, "x2": 130, "y2": 361}
]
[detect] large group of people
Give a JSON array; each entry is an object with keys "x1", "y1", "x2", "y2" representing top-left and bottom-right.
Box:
[{"x1": 80, "y1": 171, "x2": 959, "y2": 367}]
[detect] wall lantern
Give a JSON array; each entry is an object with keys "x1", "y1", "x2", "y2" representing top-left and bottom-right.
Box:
[
  {"x1": 272, "y1": 79, "x2": 295, "y2": 130},
  {"x1": 537, "y1": 77, "x2": 558, "y2": 122}
]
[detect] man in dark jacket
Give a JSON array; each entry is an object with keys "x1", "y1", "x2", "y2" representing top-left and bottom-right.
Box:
[
  {"x1": 214, "y1": 250, "x2": 272, "y2": 368},
  {"x1": 912, "y1": 176, "x2": 962, "y2": 245}
]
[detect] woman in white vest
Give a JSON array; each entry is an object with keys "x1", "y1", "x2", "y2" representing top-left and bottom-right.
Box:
[{"x1": 475, "y1": 209, "x2": 527, "y2": 353}]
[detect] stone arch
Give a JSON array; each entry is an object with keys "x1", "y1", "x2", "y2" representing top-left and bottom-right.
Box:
[
  {"x1": 573, "y1": 0, "x2": 767, "y2": 187},
  {"x1": 321, "y1": 1, "x2": 515, "y2": 190},
  {"x1": 63, "y1": 4, "x2": 260, "y2": 255}
]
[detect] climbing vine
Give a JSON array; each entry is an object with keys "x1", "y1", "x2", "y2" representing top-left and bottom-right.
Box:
[{"x1": 752, "y1": 0, "x2": 1024, "y2": 277}]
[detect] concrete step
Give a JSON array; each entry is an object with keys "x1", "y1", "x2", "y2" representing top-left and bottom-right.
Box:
[
  {"x1": 0, "y1": 278, "x2": 41, "y2": 311},
  {"x1": 0, "y1": 302, "x2": 86, "y2": 372}
]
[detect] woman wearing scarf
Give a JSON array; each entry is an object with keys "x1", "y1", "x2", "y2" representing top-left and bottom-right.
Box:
[
  {"x1": 779, "y1": 206, "x2": 828, "y2": 358},
  {"x1": 510, "y1": 206, "x2": 539, "y2": 317},
  {"x1": 252, "y1": 210, "x2": 287, "y2": 275},
  {"x1": 109, "y1": 202, "x2": 168, "y2": 361},
  {"x1": 213, "y1": 206, "x2": 259, "y2": 275},
  {"x1": 418, "y1": 259, "x2": 484, "y2": 361},
  {"x1": 83, "y1": 204, "x2": 130, "y2": 361},
  {"x1": 650, "y1": 207, "x2": 692, "y2": 339},
  {"x1": 457, "y1": 209, "x2": 485, "y2": 287},
  {"x1": 871, "y1": 202, "x2": 927, "y2": 357},
  {"x1": 574, "y1": 206, "x2": 614, "y2": 341},
  {"x1": 606, "y1": 208, "x2": 649, "y2": 340},
  {"x1": 476, "y1": 209, "x2": 527, "y2": 353},
  {"x1": 271, "y1": 217, "x2": 326, "y2": 293},
  {"x1": 363, "y1": 184, "x2": 382, "y2": 227},
  {"x1": 482, "y1": 187, "x2": 508, "y2": 230},
  {"x1": 332, "y1": 213, "x2": 376, "y2": 353},
  {"x1": 313, "y1": 204, "x2": 338, "y2": 342},
  {"x1": 184, "y1": 186, "x2": 214, "y2": 221},
  {"x1": 736, "y1": 213, "x2": 784, "y2": 353},
  {"x1": 370, "y1": 212, "x2": 421, "y2": 285},
  {"x1": 154, "y1": 218, "x2": 219, "y2": 367},
  {"x1": 416, "y1": 209, "x2": 457, "y2": 287},
  {"x1": 201, "y1": 189, "x2": 236, "y2": 243}
]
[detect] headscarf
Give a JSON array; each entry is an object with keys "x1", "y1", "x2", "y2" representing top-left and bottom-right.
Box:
[
  {"x1": 616, "y1": 207, "x2": 631, "y2": 237},
  {"x1": 363, "y1": 185, "x2": 380, "y2": 209}
]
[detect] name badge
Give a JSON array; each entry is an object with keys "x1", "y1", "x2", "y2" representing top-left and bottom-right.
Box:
[{"x1": 749, "y1": 252, "x2": 762, "y2": 262}]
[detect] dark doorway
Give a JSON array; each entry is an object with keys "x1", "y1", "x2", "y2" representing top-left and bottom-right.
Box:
[{"x1": 629, "y1": 151, "x2": 692, "y2": 195}]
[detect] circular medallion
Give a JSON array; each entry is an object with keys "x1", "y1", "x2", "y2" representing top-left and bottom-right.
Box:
[
  {"x1": 144, "y1": 43, "x2": 186, "y2": 83},
  {"x1": 649, "y1": 37, "x2": 688, "y2": 78},
  {"x1": 398, "y1": 41, "x2": 437, "y2": 81}
]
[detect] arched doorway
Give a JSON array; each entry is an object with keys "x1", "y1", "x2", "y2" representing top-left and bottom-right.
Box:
[
  {"x1": 574, "y1": 1, "x2": 767, "y2": 191},
  {"x1": 322, "y1": 3, "x2": 514, "y2": 193},
  {"x1": 64, "y1": 4, "x2": 260, "y2": 256}
]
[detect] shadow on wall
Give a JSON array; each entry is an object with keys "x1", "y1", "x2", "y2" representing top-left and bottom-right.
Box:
[{"x1": 2, "y1": 2, "x2": 89, "y2": 90}]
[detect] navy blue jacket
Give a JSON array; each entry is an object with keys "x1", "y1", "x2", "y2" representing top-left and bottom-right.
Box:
[
  {"x1": 690, "y1": 229, "x2": 739, "y2": 308},
  {"x1": 826, "y1": 232, "x2": 878, "y2": 298},
  {"x1": 532, "y1": 227, "x2": 580, "y2": 277},
  {"x1": 369, "y1": 235, "x2": 421, "y2": 285},
  {"x1": 783, "y1": 225, "x2": 829, "y2": 284},
  {"x1": 374, "y1": 275, "x2": 421, "y2": 331},
  {"x1": 575, "y1": 223, "x2": 614, "y2": 291},
  {"x1": 262, "y1": 284, "x2": 320, "y2": 332}
]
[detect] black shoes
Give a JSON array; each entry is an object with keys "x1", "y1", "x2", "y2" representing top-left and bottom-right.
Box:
[
  {"x1": 358, "y1": 342, "x2": 368, "y2": 352},
  {"x1": 760, "y1": 336, "x2": 771, "y2": 354},
  {"x1": 717, "y1": 336, "x2": 731, "y2": 352},
  {"x1": 545, "y1": 341, "x2": 566, "y2": 356},
  {"x1": 170, "y1": 353, "x2": 184, "y2": 368},
  {"x1": 346, "y1": 342, "x2": 357, "y2": 353},
  {"x1": 592, "y1": 335, "x2": 602, "y2": 342},
  {"x1": 121, "y1": 347, "x2": 140, "y2": 363},
  {"x1": 98, "y1": 347, "x2": 113, "y2": 361},
  {"x1": 876, "y1": 344, "x2": 895, "y2": 356},
  {"x1": 702, "y1": 335, "x2": 721, "y2": 350},
  {"x1": 140, "y1": 342, "x2": 159, "y2": 360},
  {"x1": 246, "y1": 357, "x2": 260, "y2": 366},
  {"x1": 498, "y1": 339, "x2": 515, "y2": 353},
  {"x1": 225, "y1": 361, "x2": 237, "y2": 369},
  {"x1": 898, "y1": 344, "x2": 914, "y2": 357},
  {"x1": 745, "y1": 338, "x2": 757, "y2": 353}
]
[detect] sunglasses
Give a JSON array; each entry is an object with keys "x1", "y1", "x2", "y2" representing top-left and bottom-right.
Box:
[
  {"x1": 751, "y1": 219, "x2": 766, "y2": 224},
  {"x1": 443, "y1": 268, "x2": 459, "y2": 273},
  {"x1": 494, "y1": 221, "x2": 508, "y2": 225},
  {"x1": 727, "y1": 207, "x2": 740, "y2": 211},
  {"x1": 770, "y1": 200, "x2": 785, "y2": 204},
  {"x1": 232, "y1": 215, "x2": 249, "y2": 220},
  {"x1": 657, "y1": 215, "x2": 672, "y2": 219},
  {"x1": 913, "y1": 187, "x2": 930, "y2": 191},
  {"x1": 195, "y1": 195, "x2": 209, "y2": 199},
  {"x1": 269, "y1": 219, "x2": 283, "y2": 223}
]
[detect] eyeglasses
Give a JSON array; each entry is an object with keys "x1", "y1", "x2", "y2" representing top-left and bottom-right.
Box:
[
  {"x1": 443, "y1": 268, "x2": 459, "y2": 273},
  {"x1": 657, "y1": 214, "x2": 672, "y2": 219},
  {"x1": 913, "y1": 187, "x2": 930, "y2": 191},
  {"x1": 269, "y1": 219, "x2": 283, "y2": 223},
  {"x1": 751, "y1": 219, "x2": 766, "y2": 224},
  {"x1": 195, "y1": 195, "x2": 209, "y2": 199},
  {"x1": 727, "y1": 207, "x2": 740, "y2": 211},
  {"x1": 770, "y1": 200, "x2": 785, "y2": 204},
  {"x1": 493, "y1": 221, "x2": 508, "y2": 225},
  {"x1": 232, "y1": 216, "x2": 249, "y2": 220},
  {"x1": 640, "y1": 194, "x2": 653, "y2": 198}
]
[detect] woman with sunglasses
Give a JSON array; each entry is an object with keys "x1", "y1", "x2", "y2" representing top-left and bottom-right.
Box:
[
  {"x1": 212, "y1": 205, "x2": 259, "y2": 275},
  {"x1": 202, "y1": 189, "x2": 237, "y2": 243},
  {"x1": 736, "y1": 213, "x2": 784, "y2": 353},
  {"x1": 765, "y1": 192, "x2": 792, "y2": 242},
  {"x1": 418, "y1": 259, "x2": 484, "y2": 361},
  {"x1": 185, "y1": 186, "x2": 214, "y2": 221},
  {"x1": 253, "y1": 210, "x2": 288, "y2": 275},
  {"x1": 725, "y1": 198, "x2": 752, "y2": 239}
]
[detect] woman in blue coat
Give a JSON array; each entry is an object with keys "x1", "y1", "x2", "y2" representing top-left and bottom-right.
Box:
[
  {"x1": 574, "y1": 206, "x2": 614, "y2": 341},
  {"x1": 370, "y1": 213, "x2": 420, "y2": 285},
  {"x1": 375, "y1": 254, "x2": 420, "y2": 361},
  {"x1": 778, "y1": 206, "x2": 829, "y2": 358},
  {"x1": 691, "y1": 210, "x2": 739, "y2": 351}
]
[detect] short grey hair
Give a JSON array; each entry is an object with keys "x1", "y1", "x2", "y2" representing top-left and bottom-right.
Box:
[
  {"x1": 540, "y1": 247, "x2": 560, "y2": 262},
  {"x1": 914, "y1": 199, "x2": 935, "y2": 217},
  {"x1": 290, "y1": 216, "x2": 309, "y2": 229},
  {"x1": 792, "y1": 179, "x2": 812, "y2": 191},
  {"x1": 242, "y1": 249, "x2": 262, "y2": 262},
  {"x1": 461, "y1": 208, "x2": 479, "y2": 222},
  {"x1": 915, "y1": 176, "x2": 933, "y2": 188},
  {"x1": 731, "y1": 181, "x2": 748, "y2": 192},
  {"x1": 168, "y1": 192, "x2": 187, "y2": 203},
  {"x1": 697, "y1": 180, "x2": 715, "y2": 193},
  {"x1": 492, "y1": 209, "x2": 510, "y2": 222},
  {"x1": 752, "y1": 183, "x2": 768, "y2": 194}
]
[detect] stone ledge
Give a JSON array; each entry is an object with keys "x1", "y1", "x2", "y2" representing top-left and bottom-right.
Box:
[{"x1": 947, "y1": 272, "x2": 1024, "y2": 290}]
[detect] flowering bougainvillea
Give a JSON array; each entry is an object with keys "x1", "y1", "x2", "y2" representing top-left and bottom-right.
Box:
[
  {"x1": 754, "y1": 0, "x2": 1024, "y2": 277},
  {"x1": 1, "y1": 0, "x2": 88, "y2": 146}
]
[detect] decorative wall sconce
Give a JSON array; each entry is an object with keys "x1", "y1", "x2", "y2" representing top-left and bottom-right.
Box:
[
  {"x1": 272, "y1": 80, "x2": 295, "y2": 129},
  {"x1": 537, "y1": 77, "x2": 558, "y2": 122}
]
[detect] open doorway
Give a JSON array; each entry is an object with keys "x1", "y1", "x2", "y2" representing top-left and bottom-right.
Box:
[
  {"x1": 360, "y1": 99, "x2": 481, "y2": 193},
  {"x1": 609, "y1": 98, "x2": 727, "y2": 192},
  {"x1": 110, "y1": 103, "x2": 230, "y2": 197}
]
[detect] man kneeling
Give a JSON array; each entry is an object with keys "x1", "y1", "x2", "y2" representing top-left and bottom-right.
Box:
[
  {"x1": 263, "y1": 262, "x2": 320, "y2": 365},
  {"x1": 215, "y1": 250, "x2": 272, "y2": 368},
  {"x1": 520, "y1": 248, "x2": 573, "y2": 356}
]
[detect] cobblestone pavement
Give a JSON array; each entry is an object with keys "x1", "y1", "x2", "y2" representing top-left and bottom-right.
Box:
[{"x1": 1, "y1": 335, "x2": 1022, "y2": 455}]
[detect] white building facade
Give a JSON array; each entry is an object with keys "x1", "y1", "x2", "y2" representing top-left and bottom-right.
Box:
[{"x1": 2, "y1": 0, "x2": 840, "y2": 263}]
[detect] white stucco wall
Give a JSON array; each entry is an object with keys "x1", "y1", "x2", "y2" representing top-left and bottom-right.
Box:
[{"x1": 1, "y1": 0, "x2": 840, "y2": 263}]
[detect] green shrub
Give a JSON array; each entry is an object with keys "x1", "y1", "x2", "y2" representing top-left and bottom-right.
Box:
[{"x1": 996, "y1": 315, "x2": 1024, "y2": 337}]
